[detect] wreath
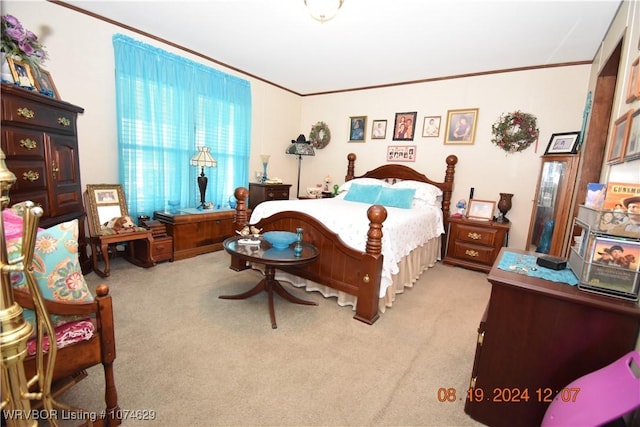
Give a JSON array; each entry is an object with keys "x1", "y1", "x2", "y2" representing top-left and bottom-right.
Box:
[
  {"x1": 491, "y1": 111, "x2": 539, "y2": 153},
  {"x1": 309, "y1": 121, "x2": 331, "y2": 149}
]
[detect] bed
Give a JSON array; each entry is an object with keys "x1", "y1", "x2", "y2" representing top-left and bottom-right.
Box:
[{"x1": 231, "y1": 152, "x2": 458, "y2": 324}]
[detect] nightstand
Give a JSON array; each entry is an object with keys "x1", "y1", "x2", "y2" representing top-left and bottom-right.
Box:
[
  {"x1": 248, "y1": 183, "x2": 291, "y2": 209},
  {"x1": 443, "y1": 217, "x2": 510, "y2": 273}
]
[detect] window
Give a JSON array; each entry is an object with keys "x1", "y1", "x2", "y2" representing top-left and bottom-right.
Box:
[{"x1": 113, "y1": 34, "x2": 251, "y2": 219}]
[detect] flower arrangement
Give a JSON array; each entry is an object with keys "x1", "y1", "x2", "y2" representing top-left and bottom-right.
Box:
[
  {"x1": 491, "y1": 111, "x2": 539, "y2": 153},
  {"x1": 1, "y1": 14, "x2": 47, "y2": 69}
]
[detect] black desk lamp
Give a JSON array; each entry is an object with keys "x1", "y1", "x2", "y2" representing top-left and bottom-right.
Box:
[
  {"x1": 286, "y1": 134, "x2": 315, "y2": 198},
  {"x1": 191, "y1": 146, "x2": 217, "y2": 209}
]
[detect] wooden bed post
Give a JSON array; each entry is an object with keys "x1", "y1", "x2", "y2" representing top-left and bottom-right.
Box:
[
  {"x1": 345, "y1": 153, "x2": 356, "y2": 182},
  {"x1": 355, "y1": 204, "x2": 387, "y2": 325},
  {"x1": 230, "y1": 187, "x2": 250, "y2": 271},
  {"x1": 442, "y1": 155, "x2": 458, "y2": 220}
]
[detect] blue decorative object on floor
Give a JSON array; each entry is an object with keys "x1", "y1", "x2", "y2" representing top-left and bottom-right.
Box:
[
  {"x1": 262, "y1": 231, "x2": 297, "y2": 249},
  {"x1": 498, "y1": 251, "x2": 579, "y2": 285}
]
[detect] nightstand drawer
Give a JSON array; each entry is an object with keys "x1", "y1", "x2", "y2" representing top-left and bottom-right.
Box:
[
  {"x1": 248, "y1": 183, "x2": 292, "y2": 209},
  {"x1": 449, "y1": 241, "x2": 497, "y2": 266},
  {"x1": 454, "y1": 223, "x2": 501, "y2": 246},
  {"x1": 265, "y1": 189, "x2": 289, "y2": 200}
]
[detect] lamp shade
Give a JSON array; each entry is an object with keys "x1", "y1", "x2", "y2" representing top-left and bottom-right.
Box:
[
  {"x1": 286, "y1": 143, "x2": 315, "y2": 156},
  {"x1": 191, "y1": 146, "x2": 217, "y2": 167}
]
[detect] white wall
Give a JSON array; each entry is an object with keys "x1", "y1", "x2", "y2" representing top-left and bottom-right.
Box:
[
  {"x1": 3, "y1": 1, "x2": 605, "y2": 252},
  {"x1": 299, "y1": 66, "x2": 591, "y2": 250}
]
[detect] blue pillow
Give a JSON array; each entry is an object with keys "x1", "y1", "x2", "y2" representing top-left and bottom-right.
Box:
[
  {"x1": 375, "y1": 187, "x2": 416, "y2": 209},
  {"x1": 343, "y1": 183, "x2": 382, "y2": 204}
]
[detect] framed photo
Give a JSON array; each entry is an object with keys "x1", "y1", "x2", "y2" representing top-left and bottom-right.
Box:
[
  {"x1": 467, "y1": 199, "x2": 495, "y2": 221},
  {"x1": 85, "y1": 184, "x2": 129, "y2": 228},
  {"x1": 607, "y1": 110, "x2": 633, "y2": 164},
  {"x1": 422, "y1": 116, "x2": 441, "y2": 137},
  {"x1": 387, "y1": 145, "x2": 416, "y2": 162},
  {"x1": 626, "y1": 56, "x2": 639, "y2": 103},
  {"x1": 392, "y1": 112, "x2": 417, "y2": 141},
  {"x1": 544, "y1": 131, "x2": 581, "y2": 154},
  {"x1": 6, "y1": 57, "x2": 35, "y2": 88},
  {"x1": 583, "y1": 236, "x2": 640, "y2": 298},
  {"x1": 371, "y1": 120, "x2": 387, "y2": 139},
  {"x1": 348, "y1": 116, "x2": 367, "y2": 142},
  {"x1": 624, "y1": 108, "x2": 640, "y2": 161},
  {"x1": 444, "y1": 108, "x2": 479, "y2": 144},
  {"x1": 33, "y1": 68, "x2": 60, "y2": 99}
]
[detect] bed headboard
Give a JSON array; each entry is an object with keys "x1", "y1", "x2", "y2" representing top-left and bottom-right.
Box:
[{"x1": 344, "y1": 152, "x2": 458, "y2": 220}]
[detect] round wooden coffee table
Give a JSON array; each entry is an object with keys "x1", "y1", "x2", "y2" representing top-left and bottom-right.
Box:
[{"x1": 220, "y1": 236, "x2": 320, "y2": 328}]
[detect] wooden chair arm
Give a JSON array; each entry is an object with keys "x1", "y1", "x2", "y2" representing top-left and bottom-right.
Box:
[{"x1": 13, "y1": 284, "x2": 111, "y2": 317}]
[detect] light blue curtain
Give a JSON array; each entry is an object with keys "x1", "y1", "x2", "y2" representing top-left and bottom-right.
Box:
[{"x1": 112, "y1": 34, "x2": 251, "y2": 219}]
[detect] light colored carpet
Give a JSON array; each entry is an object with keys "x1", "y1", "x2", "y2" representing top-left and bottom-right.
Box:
[{"x1": 57, "y1": 250, "x2": 491, "y2": 427}]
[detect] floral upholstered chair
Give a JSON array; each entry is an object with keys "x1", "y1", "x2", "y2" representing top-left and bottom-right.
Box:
[{"x1": 4, "y1": 204, "x2": 121, "y2": 426}]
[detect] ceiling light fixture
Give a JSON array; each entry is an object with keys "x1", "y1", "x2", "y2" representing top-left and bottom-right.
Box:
[{"x1": 304, "y1": 0, "x2": 344, "y2": 23}]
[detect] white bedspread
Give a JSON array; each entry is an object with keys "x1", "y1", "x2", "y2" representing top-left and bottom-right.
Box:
[{"x1": 250, "y1": 198, "x2": 444, "y2": 297}]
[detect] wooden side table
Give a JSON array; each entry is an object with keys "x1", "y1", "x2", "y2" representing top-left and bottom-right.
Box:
[
  {"x1": 443, "y1": 217, "x2": 510, "y2": 273},
  {"x1": 248, "y1": 183, "x2": 291, "y2": 209},
  {"x1": 220, "y1": 236, "x2": 319, "y2": 328},
  {"x1": 153, "y1": 208, "x2": 235, "y2": 260}
]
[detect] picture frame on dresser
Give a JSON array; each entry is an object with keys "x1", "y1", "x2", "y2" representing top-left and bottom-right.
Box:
[
  {"x1": 467, "y1": 199, "x2": 495, "y2": 221},
  {"x1": 6, "y1": 57, "x2": 35, "y2": 88},
  {"x1": 33, "y1": 69, "x2": 60, "y2": 99}
]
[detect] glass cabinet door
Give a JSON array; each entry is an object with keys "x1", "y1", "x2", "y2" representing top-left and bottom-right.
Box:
[{"x1": 526, "y1": 154, "x2": 579, "y2": 256}]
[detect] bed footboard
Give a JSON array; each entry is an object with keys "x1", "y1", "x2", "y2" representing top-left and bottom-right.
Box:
[{"x1": 232, "y1": 187, "x2": 387, "y2": 324}]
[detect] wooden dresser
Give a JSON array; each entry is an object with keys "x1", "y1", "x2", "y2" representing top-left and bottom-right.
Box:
[
  {"x1": 248, "y1": 183, "x2": 291, "y2": 210},
  {"x1": 443, "y1": 217, "x2": 510, "y2": 273},
  {"x1": 465, "y1": 248, "x2": 640, "y2": 426},
  {"x1": 1, "y1": 84, "x2": 89, "y2": 271}
]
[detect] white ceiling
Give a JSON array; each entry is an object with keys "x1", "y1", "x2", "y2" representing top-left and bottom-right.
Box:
[{"x1": 61, "y1": 0, "x2": 622, "y2": 95}]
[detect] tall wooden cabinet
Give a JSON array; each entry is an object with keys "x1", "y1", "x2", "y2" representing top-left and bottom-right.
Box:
[
  {"x1": 1, "y1": 84, "x2": 89, "y2": 271},
  {"x1": 526, "y1": 154, "x2": 579, "y2": 257}
]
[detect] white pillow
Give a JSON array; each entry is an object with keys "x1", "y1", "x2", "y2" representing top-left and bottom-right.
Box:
[
  {"x1": 337, "y1": 178, "x2": 392, "y2": 195},
  {"x1": 392, "y1": 180, "x2": 443, "y2": 205}
]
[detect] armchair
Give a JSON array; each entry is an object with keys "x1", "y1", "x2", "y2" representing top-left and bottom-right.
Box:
[{"x1": 84, "y1": 184, "x2": 155, "y2": 278}]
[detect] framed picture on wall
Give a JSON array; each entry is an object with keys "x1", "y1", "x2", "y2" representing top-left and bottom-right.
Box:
[
  {"x1": 626, "y1": 56, "x2": 639, "y2": 103},
  {"x1": 444, "y1": 108, "x2": 478, "y2": 144},
  {"x1": 387, "y1": 145, "x2": 416, "y2": 162},
  {"x1": 371, "y1": 120, "x2": 387, "y2": 139},
  {"x1": 392, "y1": 112, "x2": 417, "y2": 141},
  {"x1": 348, "y1": 116, "x2": 367, "y2": 142},
  {"x1": 624, "y1": 108, "x2": 640, "y2": 161},
  {"x1": 422, "y1": 116, "x2": 441, "y2": 137},
  {"x1": 607, "y1": 110, "x2": 633, "y2": 164}
]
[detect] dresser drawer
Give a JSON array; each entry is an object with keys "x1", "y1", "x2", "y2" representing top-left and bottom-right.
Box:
[
  {"x1": 450, "y1": 241, "x2": 497, "y2": 266},
  {"x1": 5, "y1": 160, "x2": 48, "y2": 192},
  {"x1": 453, "y1": 223, "x2": 501, "y2": 246},
  {"x1": 2, "y1": 127, "x2": 45, "y2": 158},
  {"x1": 152, "y1": 236, "x2": 173, "y2": 262},
  {"x1": 2, "y1": 96, "x2": 77, "y2": 134},
  {"x1": 264, "y1": 188, "x2": 289, "y2": 201}
]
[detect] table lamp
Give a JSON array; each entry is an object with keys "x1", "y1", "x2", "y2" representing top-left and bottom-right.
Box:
[
  {"x1": 260, "y1": 154, "x2": 270, "y2": 183},
  {"x1": 191, "y1": 146, "x2": 217, "y2": 209},
  {"x1": 286, "y1": 134, "x2": 315, "y2": 198}
]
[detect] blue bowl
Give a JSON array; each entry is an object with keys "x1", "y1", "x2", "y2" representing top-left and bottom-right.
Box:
[{"x1": 262, "y1": 231, "x2": 297, "y2": 249}]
